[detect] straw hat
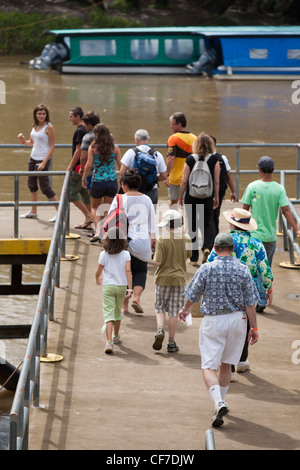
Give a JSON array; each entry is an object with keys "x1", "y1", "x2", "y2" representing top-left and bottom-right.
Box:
[{"x1": 223, "y1": 208, "x2": 257, "y2": 231}]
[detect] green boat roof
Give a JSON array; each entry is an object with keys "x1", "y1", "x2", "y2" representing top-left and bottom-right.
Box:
[
  {"x1": 45, "y1": 26, "x2": 204, "y2": 36},
  {"x1": 46, "y1": 26, "x2": 300, "y2": 37}
]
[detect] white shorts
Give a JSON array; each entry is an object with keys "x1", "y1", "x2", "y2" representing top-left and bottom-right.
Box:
[{"x1": 199, "y1": 311, "x2": 247, "y2": 370}]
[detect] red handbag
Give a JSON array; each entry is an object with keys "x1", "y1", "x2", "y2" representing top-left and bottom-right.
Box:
[{"x1": 100, "y1": 194, "x2": 128, "y2": 239}]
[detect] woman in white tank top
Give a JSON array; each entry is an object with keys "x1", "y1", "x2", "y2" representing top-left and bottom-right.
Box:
[{"x1": 18, "y1": 103, "x2": 58, "y2": 222}]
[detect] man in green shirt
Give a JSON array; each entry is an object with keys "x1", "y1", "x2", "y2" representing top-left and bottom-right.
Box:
[{"x1": 242, "y1": 156, "x2": 300, "y2": 311}]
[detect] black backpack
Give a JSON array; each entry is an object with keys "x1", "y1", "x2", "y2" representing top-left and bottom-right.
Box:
[{"x1": 215, "y1": 152, "x2": 228, "y2": 194}]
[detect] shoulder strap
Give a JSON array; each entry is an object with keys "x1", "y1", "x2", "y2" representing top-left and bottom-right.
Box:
[
  {"x1": 195, "y1": 155, "x2": 207, "y2": 162},
  {"x1": 36, "y1": 123, "x2": 49, "y2": 132},
  {"x1": 214, "y1": 152, "x2": 223, "y2": 159},
  {"x1": 148, "y1": 147, "x2": 156, "y2": 156},
  {"x1": 116, "y1": 193, "x2": 123, "y2": 209},
  {"x1": 134, "y1": 146, "x2": 156, "y2": 156}
]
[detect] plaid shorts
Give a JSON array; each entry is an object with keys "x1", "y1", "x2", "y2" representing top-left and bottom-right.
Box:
[{"x1": 155, "y1": 285, "x2": 185, "y2": 317}]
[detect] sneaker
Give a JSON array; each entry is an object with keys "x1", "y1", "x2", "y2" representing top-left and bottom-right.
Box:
[
  {"x1": 48, "y1": 214, "x2": 57, "y2": 223},
  {"x1": 113, "y1": 335, "x2": 120, "y2": 344},
  {"x1": 167, "y1": 341, "x2": 179, "y2": 353},
  {"x1": 152, "y1": 329, "x2": 165, "y2": 351},
  {"x1": 104, "y1": 341, "x2": 113, "y2": 354},
  {"x1": 212, "y1": 401, "x2": 229, "y2": 427},
  {"x1": 237, "y1": 360, "x2": 250, "y2": 373},
  {"x1": 20, "y1": 210, "x2": 38, "y2": 219},
  {"x1": 256, "y1": 304, "x2": 265, "y2": 313}
]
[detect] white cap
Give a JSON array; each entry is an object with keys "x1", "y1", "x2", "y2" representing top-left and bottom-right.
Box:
[{"x1": 157, "y1": 209, "x2": 182, "y2": 227}]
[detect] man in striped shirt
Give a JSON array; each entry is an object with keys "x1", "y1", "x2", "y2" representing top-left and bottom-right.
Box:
[{"x1": 165, "y1": 112, "x2": 196, "y2": 206}]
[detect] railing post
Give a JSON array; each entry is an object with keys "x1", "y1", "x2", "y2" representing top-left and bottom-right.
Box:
[
  {"x1": 279, "y1": 200, "x2": 300, "y2": 269},
  {"x1": 205, "y1": 429, "x2": 215, "y2": 450},
  {"x1": 9, "y1": 414, "x2": 17, "y2": 450},
  {"x1": 297, "y1": 144, "x2": 300, "y2": 200},
  {"x1": 235, "y1": 145, "x2": 240, "y2": 201},
  {"x1": 14, "y1": 175, "x2": 19, "y2": 238},
  {"x1": 278, "y1": 171, "x2": 285, "y2": 234}
]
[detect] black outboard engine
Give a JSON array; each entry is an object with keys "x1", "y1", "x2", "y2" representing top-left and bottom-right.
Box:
[
  {"x1": 0, "y1": 357, "x2": 20, "y2": 391},
  {"x1": 186, "y1": 48, "x2": 219, "y2": 77},
  {"x1": 186, "y1": 38, "x2": 222, "y2": 77},
  {"x1": 29, "y1": 42, "x2": 69, "y2": 70}
]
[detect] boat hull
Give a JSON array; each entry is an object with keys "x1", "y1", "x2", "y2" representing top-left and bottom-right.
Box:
[{"x1": 61, "y1": 64, "x2": 191, "y2": 74}]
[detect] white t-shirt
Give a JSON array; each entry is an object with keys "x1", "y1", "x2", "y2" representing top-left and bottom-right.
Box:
[
  {"x1": 109, "y1": 193, "x2": 156, "y2": 262},
  {"x1": 221, "y1": 154, "x2": 231, "y2": 171},
  {"x1": 98, "y1": 250, "x2": 131, "y2": 285},
  {"x1": 121, "y1": 145, "x2": 167, "y2": 189}
]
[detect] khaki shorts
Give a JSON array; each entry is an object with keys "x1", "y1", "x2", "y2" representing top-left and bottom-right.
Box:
[
  {"x1": 199, "y1": 311, "x2": 247, "y2": 370},
  {"x1": 155, "y1": 285, "x2": 185, "y2": 317},
  {"x1": 167, "y1": 183, "x2": 180, "y2": 201},
  {"x1": 69, "y1": 170, "x2": 91, "y2": 204}
]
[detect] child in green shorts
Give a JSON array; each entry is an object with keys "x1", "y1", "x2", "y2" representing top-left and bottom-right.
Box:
[
  {"x1": 153, "y1": 209, "x2": 192, "y2": 352},
  {"x1": 95, "y1": 227, "x2": 132, "y2": 354}
]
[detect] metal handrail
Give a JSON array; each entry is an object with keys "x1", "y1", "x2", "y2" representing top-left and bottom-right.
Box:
[
  {"x1": 280, "y1": 199, "x2": 300, "y2": 266},
  {"x1": 1, "y1": 141, "x2": 300, "y2": 199},
  {"x1": 9, "y1": 171, "x2": 70, "y2": 450},
  {"x1": 0, "y1": 171, "x2": 66, "y2": 238}
]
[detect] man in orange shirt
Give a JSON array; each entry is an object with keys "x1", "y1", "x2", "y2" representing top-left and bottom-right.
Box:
[{"x1": 165, "y1": 112, "x2": 196, "y2": 206}]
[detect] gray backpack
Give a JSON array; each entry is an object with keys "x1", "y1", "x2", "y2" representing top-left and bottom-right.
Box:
[{"x1": 189, "y1": 154, "x2": 213, "y2": 199}]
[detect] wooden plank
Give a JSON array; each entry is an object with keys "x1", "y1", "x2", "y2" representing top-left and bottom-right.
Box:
[
  {"x1": 0, "y1": 238, "x2": 51, "y2": 255},
  {"x1": 0, "y1": 325, "x2": 31, "y2": 339}
]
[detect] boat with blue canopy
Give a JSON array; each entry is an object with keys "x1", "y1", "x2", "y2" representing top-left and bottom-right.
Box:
[{"x1": 29, "y1": 25, "x2": 300, "y2": 78}]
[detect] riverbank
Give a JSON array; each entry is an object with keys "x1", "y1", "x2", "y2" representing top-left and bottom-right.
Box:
[{"x1": 1, "y1": 0, "x2": 300, "y2": 55}]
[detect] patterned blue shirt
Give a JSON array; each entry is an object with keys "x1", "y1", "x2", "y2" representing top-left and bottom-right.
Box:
[
  {"x1": 184, "y1": 256, "x2": 259, "y2": 315},
  {"x1": 208, "y1": 230, "x2": 273, "y2": 291}
]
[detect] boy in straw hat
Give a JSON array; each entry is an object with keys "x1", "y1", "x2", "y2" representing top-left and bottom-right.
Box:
[
  {"x1": 207, "y1": 207, "x2": 273, "y2": 375},
  {"x1": 153, "y1": 209, "x2": 192, "y2": 352}
]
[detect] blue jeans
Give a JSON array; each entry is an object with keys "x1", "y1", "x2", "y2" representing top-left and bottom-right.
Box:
[{"x1": 257, "y1": 241, "x2": 276, "y2": 307}]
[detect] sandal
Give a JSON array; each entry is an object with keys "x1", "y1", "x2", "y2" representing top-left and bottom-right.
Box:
[
  {"x1": 74, "y1": 220, "x2": 93, "y2": 230},
  {"x1": 90, "y1": 235, "x2": 100, "y2": 243},
  {"x1": 132, "y1": 300, "x2": 144, "y2": 314}
]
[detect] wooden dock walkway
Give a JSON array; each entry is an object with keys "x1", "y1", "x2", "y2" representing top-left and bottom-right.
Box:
[{"x1": 1, "y1": 200, "x2": 300, "y2": 450}]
